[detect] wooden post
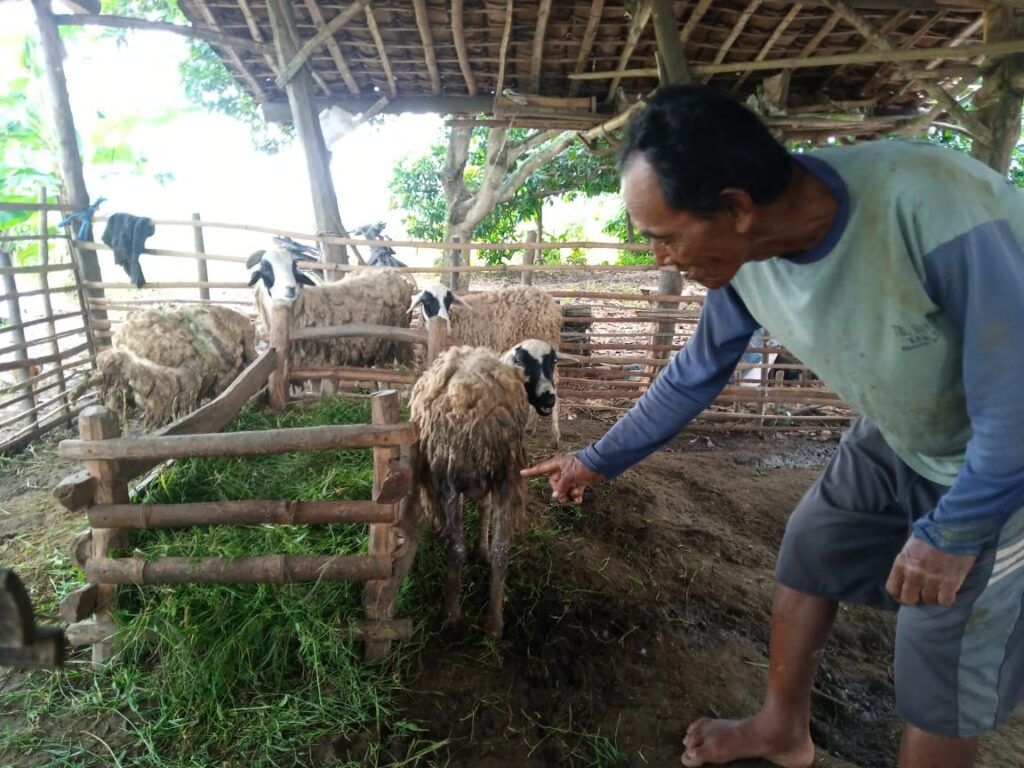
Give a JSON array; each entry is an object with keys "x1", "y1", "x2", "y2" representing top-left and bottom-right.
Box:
[
  {"x1": 192, "y1": 213, "x2": 210, "y2": 301},
  {"x1": 425, "y1": 315, "x2": 447, "y2": 366},
  {"x1": 30, "y1": 0, "x2": 108, "y2": 347},
  {"x1": 364, "y1": 390, "x2": 400, "y2": 660},
  {"x1": 447, "y1": 234, "x2": 462, "y2": 293},
  {"x1": 647, "y1": 267, "x2": 683, "y2": 378},
  {"x1": 269, "y1": 304, "x2": 290, "y2": 410},
  {"x1": 0, "y1": 250, "x2": 37, "y2": 430},
  {"x1": 78, "y1": 405, "x2": 128, "y2": 666},
  {"x1": 521, "y1": 229, "x2": 538, "y2": 285},
  {"x1": 37, "y1": 187, "x2": 70, "y2": 420},
  {"x1": 650, "y1": 0, "x2": 691, "y2": 86},
  {"x1": 265, "y1": 0, "x2": 349, "y2": 266},
  {"x1": 970, "y1": 6, "x2": 1024, "y2": 174}
]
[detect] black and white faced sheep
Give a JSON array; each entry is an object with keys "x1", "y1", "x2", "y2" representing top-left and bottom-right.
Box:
[
  {"x1": 80, "y1": 305, "x2": 256, "y2": 426},
  {"x1": 248, "y1": 248, "x2": 415, "y2": 369},
  {"x1": 409, "y1": 340, "x2": 559, "y2": 638},
  {"x1": 408, "y1": 283, "x2": 565, "y2": 444}
]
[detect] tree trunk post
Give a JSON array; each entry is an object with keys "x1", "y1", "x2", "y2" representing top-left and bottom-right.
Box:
[
  {"x1": 426, "y1": 315, "x2": 447, "y2": 366},
  {"x1": 269, "y1": 304, "x2": 290, "y2": 410},
  {"x1": 192, "y1": 212, "x2": 211, "y2": 301},
  {"x1": 521, "y1": 229, "x2": 538, "y2": 285},
  {"x1": 363, "y1": 390, "x2": 401, "y2": 660},
  {"x1": 30, "y1": 0, "x2": 109, "y2": 347},
  {"x1": 78, "y1": 405, "x2": 128, "y2": 666},
  {"x1": 265, "y1": 0, "x2": 349, "y2": 265},
  {"x1": 447, "y1": 234, "x2": 463, "y2": 293},
  {"x1": 1, "y1": 250, "x2": 37, "y2": 430},
  {"x1": 970, "y1": 6, "x2": 1024, "y2": 174}
]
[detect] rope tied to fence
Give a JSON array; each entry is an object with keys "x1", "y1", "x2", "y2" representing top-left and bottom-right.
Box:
[{"x1": 57, "y1": 197, "x2": 106, "y2": 240}]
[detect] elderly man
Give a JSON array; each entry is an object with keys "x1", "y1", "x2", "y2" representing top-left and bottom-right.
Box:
[{"x1": 523, "y1": 84, "x2": 1024, "y2": 768}]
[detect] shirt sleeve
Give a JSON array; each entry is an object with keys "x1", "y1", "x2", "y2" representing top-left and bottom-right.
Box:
[
  {"x1": 577, "y1": 285, "x2": 759, "y2": 479},
  {"x1": 915, "y1": 219, "x2": 1024, "y2": 555}
]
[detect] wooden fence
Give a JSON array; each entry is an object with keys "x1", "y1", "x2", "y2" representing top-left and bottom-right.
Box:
[{"x1": 0, "y1": 199, "x2": 852, "y2": 455}]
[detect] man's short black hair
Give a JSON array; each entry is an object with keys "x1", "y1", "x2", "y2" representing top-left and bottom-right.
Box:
[{"x1": 620, "y1": 84, "x2": 792, "y2": 217}]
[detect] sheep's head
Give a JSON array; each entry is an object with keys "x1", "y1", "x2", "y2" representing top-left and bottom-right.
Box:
[
  {"x1": 407, "y1": 282, "x2": 471, "y2": 328},
  {"x1": 246, "y1": 247, "x2": 316, "y2": 306},
  {"x1": 502, "y1": 339, "x2": 562, "y2": 417}
]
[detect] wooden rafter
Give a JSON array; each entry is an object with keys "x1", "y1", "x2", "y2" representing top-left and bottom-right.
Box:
[
  {"x1": 822, "y1": 7, "x2": 913, "y2": 88},
  {"x1": 496, "y1": 0, "x2": 514, "y2": 96},
  {"x1": 364, "y1": 6, "x2": 397, "y2": 97},
  {"x1": 733, "y1": 3, "x2": 803, "y2": 92},
  {"x1": 818, "y1": 0, "x2": 991, "y2": 141},
  {"x1": 191, "y1": 0, "x2": 266, "y2": 100},
  {"x1": 451, "y1": 0, "x2": 477, "y2": 96},
  {"x1": 866, "y1": 11, "x2": 946, "y2": 95},
  {"x1": 606, "y1": 0, "x2": 652, "y2": 103},
  {"x1": 412, "y1": 0, "x2": 442, "y2": 95},
  {"x1": 275, "y1": 0, "x2": 369, "y2": 89},
  {"x1": 304, "y1": 0, "x2": 360, "y2": 95},
  {"x1": 897, "y1": 13, "x2": 985, "y2": 96},
  {"x1": 235, "y1": 0, "x2": 329, "y2": 96},
  {"x1": 53, "y1": 13, "x2": 271, "y2": 55},
  {"x1": 529, "y1": 0, "x2": 554, "y2": 94},
  {"x1": 799, "y1": 9, "x2": 842, "y2": 57},
  {"x1": 703, "y1": 0, "x2": 763, "y2": 84},
  {"x1": 568, "y1": 0, "x2": 605, "y2": 96},
  {"x1": 679, "y1": 0, "x2": 713, "y2": 44}
]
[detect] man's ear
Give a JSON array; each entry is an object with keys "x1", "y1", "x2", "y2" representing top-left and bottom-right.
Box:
[{"x1": 719, "y1": 188, "x2": 755, "y2": 235}]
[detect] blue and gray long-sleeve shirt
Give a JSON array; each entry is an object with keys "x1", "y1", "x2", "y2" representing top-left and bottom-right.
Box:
[{"x1": 578, "y1": 140, "x2": 1024, "y2": 556}]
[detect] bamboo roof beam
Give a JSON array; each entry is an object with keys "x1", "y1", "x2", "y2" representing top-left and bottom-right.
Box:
[
  {"x1": 818, "y1": 0, "x2": 991, "y2": 142},
  {"x1": 568, "y1": 0, "x2": 605, "y2": 96},
  {"x1": 733, "y1": 3, "x2": 803, "y2": 92},
  {"x1": 865, "y1": 10, "x2": 946, "y2": 95},
  {"x1": 303, "y1": 0, "x2": 360, "y2": 95},
  {"x1": 651, "y1": 0, "x2": 690, "y2": 85},
  {"x1": 451, "y1": 0, "x2": 477, "y2": 96},
  {"x1": 822, "y1": 7, "x2": 912, "y2": 89},
  {"x1": 799, "y1": 9, "x2": 842, "y2": 57},
  {"x1": 496, "y1": 0, "x2": 514, "y2": 96},
  {"x1": 679, "y1": 0, "x2": 713, "y2": 45},
  {"x1": 567, "y1": 38, "x2": 1024, "y2": 80},
  {"x1": 190, "y1": 0, "x2": 266, "y2": 100},
  {"x1": 275, "y1": 0, "x2": 369, "y2": 89},
  {"x1": 53, "y1": 13, "x2": 272, "y2": 55},
  {"x1": 364, "y1": 6, "x2": 397, "y2": 96},
  {"x1": 703, "y1": 0, "x2": 763, "y2": 84},
  {"x1": 606, "y1": 0, "x2": 652, "y2": 103},
  {"x1": 412, "y1": 0, "x2": 442, "y2": 95},
  {"x1": 235, "y1": 0, "x2": 330, "y2": 96},
  {"x1": 529, "y1": 0, "x2": 554, "y2": 94},
  {"x1": 896, "y1": 13, "x2": 984, "y2": 96}
]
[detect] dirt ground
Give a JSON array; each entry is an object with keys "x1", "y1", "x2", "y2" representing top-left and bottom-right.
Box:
[{"x1": 5, "y1": 417, "x2": 1023, "y2": 768}]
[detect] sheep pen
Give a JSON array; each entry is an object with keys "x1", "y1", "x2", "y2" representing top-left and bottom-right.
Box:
[{"x1": 77, "y1": 305, "x2": 256, "y2": 427}]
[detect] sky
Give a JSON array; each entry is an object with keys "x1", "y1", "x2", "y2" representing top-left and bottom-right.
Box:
[{"x1": 1, "y1": 3, "x2": 623, "y2": 281}]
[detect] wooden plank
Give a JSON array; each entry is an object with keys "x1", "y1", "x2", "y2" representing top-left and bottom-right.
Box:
[
  {"x1": 88, "y1": 500, "x2": 397, "y2": 528},
  {"x1": 190, "y1": 0, "x2": 267, "y2": 99},
  {"x1": 703, "y1": 0, "x2": 763, "y2": 83},
  {"x1": 650, "y1": 0, "x2": 689, "y2": 85},
  {"x1": 606, "y1": 0, "x2": 652, "y2": 102},
  {"x1": 302, "y1": 0, "x2": 361, "y2": 94},
  {"x1": 86, "y1": 554, "x2": 391, "y2": 584},
  {"x1": 679, "y1": 0, "x2": 713, "y2": 44},
  {"x1": 59, "y1": 583, "x2": 99, "y2": 624},
  {"x1": 289, "y1": 366, "x2": 419, "y2": 385},
  {"x1": 53, "y1": 470, "x2": 98, "y2": 513},
  {"x1": 364, "y1": 6, "x2": 397, "y2": 96},
  {"x1": 53, "y1": 13, "x2": 272, "y2": 54},
  {"x1": 289, "y1": 324, "x2": 428, "y2": 344},
  {"x1": 496, "y1": 0, "x2": 514, "y2": 96},
  {"x1": 59, "y1": 422, "x2": 418, "y2": 462},
  {"x1": 0, "y1": 343, "x2": 90, "y2": 374},
  {"x1": 0, "y1": 263, "x2": 73, "y2": 276},
  {"x1": 412, "y1": 0, "x2": 442, "y2": 95},
  {"x1": 274, "y1": 0, "x2": 370, "y2": 89},
  {"x1": 733, "y1": 3, "x2": 803, "y2": 91}
]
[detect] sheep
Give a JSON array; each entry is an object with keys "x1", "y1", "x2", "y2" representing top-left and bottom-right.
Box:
[
  {"x1": 248, "y1": 247, "x2": 415, "y2": 370},
  {"x1": 79, "y1": 305, "x2": 256, "y2": 426},
  {"x1": 408, "y1": 283, "x2": 565, "y2": 444},
  {"x1": 410, "y1": 341, "x2": 560, "y2": 638}
]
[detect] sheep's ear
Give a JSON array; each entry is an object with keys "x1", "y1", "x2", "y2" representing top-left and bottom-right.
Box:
[
  {"x1": 245, "y1": 250, "x2": 266, "y2": 269},
  {"x1": 295, "y1": 270, "x2": 317, "y2": 287},
  {"x1": 248, "y1": 270, "x2": 262, "y2": 287},
  {"x1": 407, "y1": 292, "x2": 425, "y2": 315},
  {"x1": 555, "y1": 351, "x2": 580, "y2": 365},
  {"x1": 450, "y1": 293, "x2": 473, "y2": 311}
]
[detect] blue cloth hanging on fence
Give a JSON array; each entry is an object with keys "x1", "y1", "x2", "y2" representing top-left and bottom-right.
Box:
[{"x1": 56, "y1": 197, "x2": 105, "y2": 240}]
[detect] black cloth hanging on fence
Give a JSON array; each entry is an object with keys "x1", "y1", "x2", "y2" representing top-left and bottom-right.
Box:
[{"x1": 101, "y1": 213, "x2": 155, "y2": 288}]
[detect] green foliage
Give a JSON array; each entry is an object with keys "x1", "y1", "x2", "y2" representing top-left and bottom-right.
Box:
[
  {"x1": 540, "y1": 222, "x2": 587, "y2": 266},
  {"x1": 390, "y1": 127, "x2": 619, "y2": 265},
  {"x1": 601, "y1": 205, "x2": 652, "y2": 266}
]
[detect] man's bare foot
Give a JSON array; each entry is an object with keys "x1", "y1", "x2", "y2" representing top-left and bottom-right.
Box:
[{"x1": 681, "y1": 714, "x2": 814, "y2": 768}]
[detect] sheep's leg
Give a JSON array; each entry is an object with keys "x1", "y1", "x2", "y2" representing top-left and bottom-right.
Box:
[
  {"x1": 485, "y1": 495, "x2": 510, "y2": 639},
  {"x1": 442, "y1": 488, "x2": 465, "y2": 626},
  {"x1": 477, "y1": 496, "x2": 492, "y2": 563}
]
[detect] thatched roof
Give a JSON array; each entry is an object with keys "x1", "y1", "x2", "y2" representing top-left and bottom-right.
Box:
[{"x1": 176, "y1": 0, "x2": 1007, "y2": 138}]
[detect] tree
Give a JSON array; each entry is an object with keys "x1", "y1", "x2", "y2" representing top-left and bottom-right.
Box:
[{"x1": 390, "y1": 125, "x2": 619, "y2": 267}]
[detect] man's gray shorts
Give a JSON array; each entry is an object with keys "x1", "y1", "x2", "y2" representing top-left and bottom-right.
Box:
[{"x1": 777, "y1": 416, "x2": 1024, "y2": 737}]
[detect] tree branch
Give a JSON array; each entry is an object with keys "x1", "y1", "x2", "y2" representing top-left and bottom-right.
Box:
[
  {"x1": 497, "y1": 132, "x2": 574, "y2": 204},
  {"x1": 508, "y1": 129, "x2": 561, "y2": 163},
  {"x1": 53, "y1": 13, "x2": 272, "y2": 55}
]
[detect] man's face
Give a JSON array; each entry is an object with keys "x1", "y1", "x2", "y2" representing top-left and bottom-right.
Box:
[{"x1": 622, "y1": 154, "x2": 751, "y2": 289}]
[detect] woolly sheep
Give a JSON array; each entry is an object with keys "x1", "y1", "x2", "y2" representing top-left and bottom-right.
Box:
[
  {"x1": 408, "y1": 283, "x2": 565, "y2": 444},
  {"x1": 80, "y1": 305, "x2": 256, "y2": 427},
  {"x1": 248, "y1": 248, "x2": 415, "y2": 369},
  {"x1": 411, "y1": 343, "x2": 557, "y2": 638}
]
